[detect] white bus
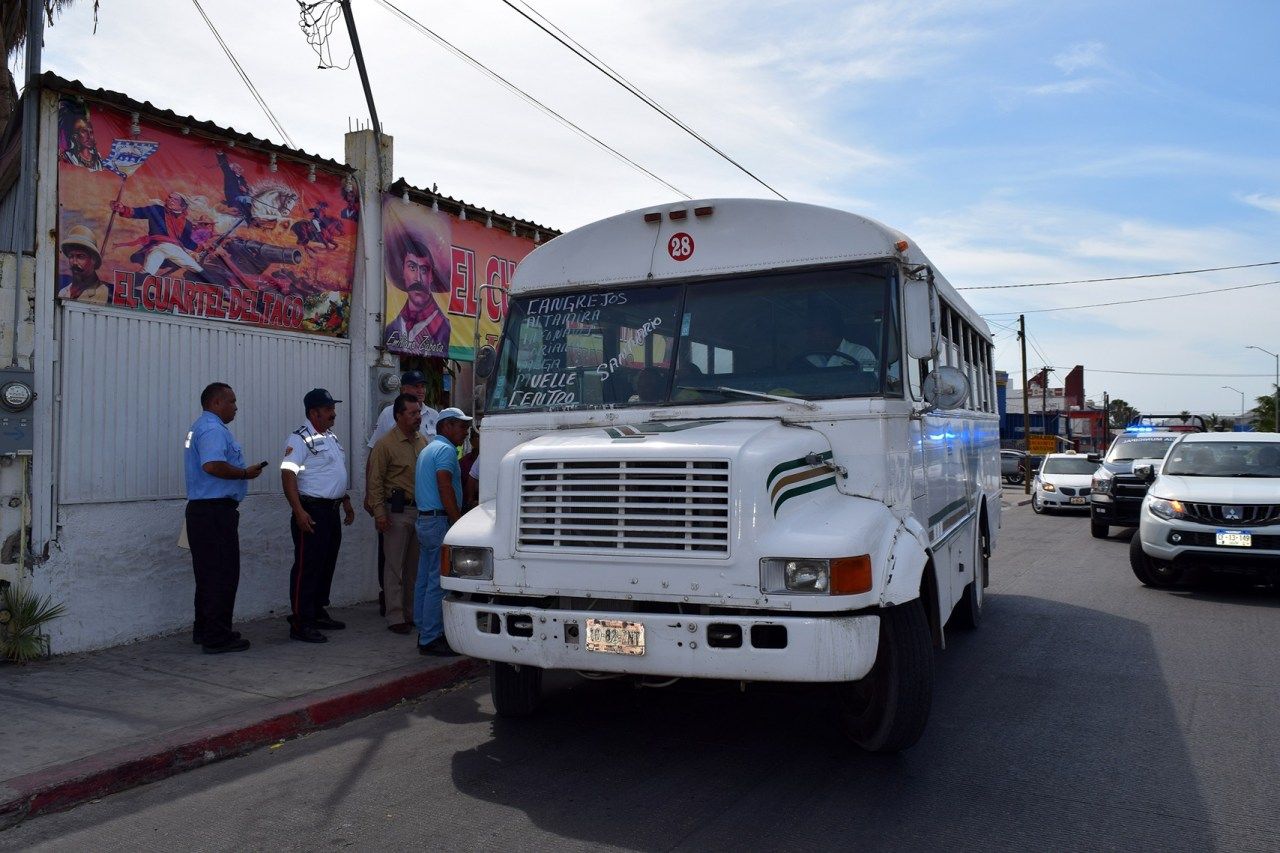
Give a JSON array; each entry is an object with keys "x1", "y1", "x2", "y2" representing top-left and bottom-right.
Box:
[{"x1": 445, "y1": 199, "x2": 1000, "y2": 753}]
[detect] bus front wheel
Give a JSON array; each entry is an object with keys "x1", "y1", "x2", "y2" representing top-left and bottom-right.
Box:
[
  {"x1": 490, "y1": 661, "x2": 543, "y2": 717},
  {"x1": 840, "y1": 599, "x2": 934, "y2": 754}
]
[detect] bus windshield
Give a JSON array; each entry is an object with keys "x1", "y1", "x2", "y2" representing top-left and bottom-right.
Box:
[{"x1": 487, "y1": 264, "x2": 901, "y2": 413}]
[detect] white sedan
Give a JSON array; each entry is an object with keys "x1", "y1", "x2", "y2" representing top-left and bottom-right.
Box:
[{"x1": 1032, "y1": 453, "x2": 1099, "y2": 514}]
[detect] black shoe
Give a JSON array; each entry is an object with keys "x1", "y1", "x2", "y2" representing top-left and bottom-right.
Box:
[
  {"x1": 313, "y1": 616, "x2": 346, "y2": 631},
  {"x1": 290, "y1": 626, "x2": 328, "y2": 643},
  {"x1": 202, "y1": 637, "x2": 251, "y2": 654},
  {"x1": 388, "y1": 623, "x2": 413, "y2": 634},
  {"x1": 378, "y1": 592, "x2": 386, "y2": 617},
  {"x1": 194, "y1": 630, "x2": 240, "y2": 645},
  {"x1": 419, "y1": 637, "x2": 460, "y2": 657}
]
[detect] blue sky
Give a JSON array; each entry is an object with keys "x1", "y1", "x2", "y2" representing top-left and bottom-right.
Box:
[{"x1": 21, "y1": 0, "x2": 1280, "y2": 416}]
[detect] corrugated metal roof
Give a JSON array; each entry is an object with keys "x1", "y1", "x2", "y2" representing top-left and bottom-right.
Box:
[
  {"x1": 388, "y1": 177, "x2": 561, "y2": 240},
  {"x1": 40, "y1": 74, "x2": 562, "y2": 238},
  {"x1": 41, "y1": 73, "x2": 352, "y2": 173}
]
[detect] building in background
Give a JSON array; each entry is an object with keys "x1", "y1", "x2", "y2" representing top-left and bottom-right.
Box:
[{"x1": 0, "y1": 75, "x2": 557, "y2": 653}]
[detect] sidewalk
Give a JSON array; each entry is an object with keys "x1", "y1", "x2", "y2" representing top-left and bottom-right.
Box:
[{"x1": 0, "y1": 602, "x2": 482, "y2": 830}]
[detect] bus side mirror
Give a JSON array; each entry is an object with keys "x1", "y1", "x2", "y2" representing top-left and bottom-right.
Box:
[
  {"x1": 475, "y1": 345, "x2": 497, "y2": 380},
  {"x1": 904, "y1": 277, "x2": 936, "y2": 360},
  {"x1": 921, "y1": 365, "x2": 970, "y2": 409}
]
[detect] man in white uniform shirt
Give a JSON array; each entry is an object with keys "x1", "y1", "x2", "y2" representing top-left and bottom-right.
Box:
[
  {"x1": 367, "y1": 370, "x2": 438, "y2": 450},
  {"x1": 282, "y1": 388, "x2": 355, "y2": 644}
]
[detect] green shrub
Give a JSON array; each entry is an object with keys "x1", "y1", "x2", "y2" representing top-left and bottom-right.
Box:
[{"x1": 0, "y1": 584, "x2": 67, "y2": 664}]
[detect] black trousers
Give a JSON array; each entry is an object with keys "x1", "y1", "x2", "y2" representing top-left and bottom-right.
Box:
[
  {"x1": 186, "y1": 499, "x2": 241, "y2": 647},
  {"x1": 290, "y1": 499, "x2": 342, "y2": 626}
]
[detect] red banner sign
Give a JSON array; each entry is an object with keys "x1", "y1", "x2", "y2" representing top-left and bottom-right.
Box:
[{"x1": 55, "y1": 97, "x2": 357, "y2": 337}]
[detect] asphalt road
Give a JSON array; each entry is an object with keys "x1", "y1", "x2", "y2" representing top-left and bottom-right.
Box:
[{"x1": 7, "y1": 491, "x2": 1280, "y2": 852}]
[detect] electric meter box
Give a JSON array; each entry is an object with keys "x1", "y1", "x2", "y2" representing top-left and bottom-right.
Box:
[{"x1": 0, "y1": 369, "x2": 35, "y2": 454}]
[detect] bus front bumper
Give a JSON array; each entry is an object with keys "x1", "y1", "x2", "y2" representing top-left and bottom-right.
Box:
[{"x1": 443, "y1": 600, "x2": 880, "y2": 683}]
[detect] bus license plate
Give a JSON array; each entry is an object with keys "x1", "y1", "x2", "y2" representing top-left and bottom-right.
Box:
[
  {"x1": 1216, "y1": 530, "x2": 1252, "y2": 547},
  {"x1": 1069, "y1": 497, "x2": 1086, "y2": 505},
  {"x1": 586, "y1": 618, "x2": 645, "y2": 655}
]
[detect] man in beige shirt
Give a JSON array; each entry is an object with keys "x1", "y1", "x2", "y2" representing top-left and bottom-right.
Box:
[{"x1": 367, "y1": 394, "x2": 427, "y2": 632}]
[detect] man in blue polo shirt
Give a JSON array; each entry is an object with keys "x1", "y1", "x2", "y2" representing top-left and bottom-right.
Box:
[
  {"x1": 414, "y1": 407, "x2": 471, "y2": 656},
  {"x1": 185, "y1": 382, "x2": 266, "y2": 653}
]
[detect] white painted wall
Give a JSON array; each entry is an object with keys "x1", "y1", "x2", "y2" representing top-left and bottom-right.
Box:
[{"x1": 32, "y1": 495, "x2": 378, "y2": 653}]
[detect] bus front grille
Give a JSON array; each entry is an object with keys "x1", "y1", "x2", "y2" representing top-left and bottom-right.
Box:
[{"x1": 517, "y1": 459, "x2": 731, "y2": 557}]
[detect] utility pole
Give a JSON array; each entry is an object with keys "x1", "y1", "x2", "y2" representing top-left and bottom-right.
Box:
[
  {"x1": 1041, "y1": 366, "x2": 1054, "y2": 446},
  {"x1": 1019, "y1": 315, "x2": 1030, "y2": 495},
  {"x1": 10, "y1": 0, "x2": 43, "y2": 366},
  {"x1": 1102, "y1": 391, "x2": 1110, "y2": 453},
  {"x1": 340, "y1": 0, "x2": 386, "y2": 191},
  {"x1": 1246, "y1": 346, "x2": 1279, "y2": 433}
]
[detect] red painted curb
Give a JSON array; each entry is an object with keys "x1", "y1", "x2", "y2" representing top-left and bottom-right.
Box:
[{"x1": 0, "y1": 658, "x2": 484, "y2": 831}]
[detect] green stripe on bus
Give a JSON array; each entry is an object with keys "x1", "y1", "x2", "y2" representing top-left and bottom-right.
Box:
[
  {"x1": 928, "y1": 497, "x2": 969, "y2": 528},
  {"x1": 767, "y1": 450, "x2": 832, "y2": 490},
  {"x1": 773, "y1": 476, "x2": 837, "y2": 515}
]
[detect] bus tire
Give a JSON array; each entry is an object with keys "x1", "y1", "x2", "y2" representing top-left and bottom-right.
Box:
[
  {"x1": 954, "y1": 527, "x2": 986, "y2": 630},
  {"x1": 841, "y1": 599, "x2": 933, "y2": 754},
  {"x1": 490, "y1": 661, "x2": 542, "y2": 717},
  {"x1": 1090, "y1": 517, "x2": 1109, "y2": 539},
  {"x1": 1129, "y1": 534, "x2": 1181, "y2": 588}
]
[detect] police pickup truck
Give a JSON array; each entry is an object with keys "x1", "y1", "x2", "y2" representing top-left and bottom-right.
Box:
[{"x1": 1089, "y1": 417, "x2": 1206, "y2": 539}]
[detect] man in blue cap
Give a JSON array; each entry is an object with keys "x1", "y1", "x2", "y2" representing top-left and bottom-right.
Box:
[
  {"x1": 281, "y1": 388, "x2": 355, "y2": 643},
  {"x1": 414, "y1": 406, "x2": 471, "y2": 656}
]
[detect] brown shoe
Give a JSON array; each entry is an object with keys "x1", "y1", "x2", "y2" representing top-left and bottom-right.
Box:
[{"x1": 387, "y1": 623, "x2": 413, "y2": 634}]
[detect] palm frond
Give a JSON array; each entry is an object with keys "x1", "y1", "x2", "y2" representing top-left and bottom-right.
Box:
[{"x1": 0, "y1": 583, "x2": 67, "y2": 664}]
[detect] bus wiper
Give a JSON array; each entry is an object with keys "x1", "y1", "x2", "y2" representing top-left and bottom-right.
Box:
[{"x1": 677, "y1": 385, "x2": 818, "y2": 410}]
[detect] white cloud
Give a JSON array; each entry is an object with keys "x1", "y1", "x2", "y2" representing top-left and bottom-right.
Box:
[
  {"x1": 1025, "y1": 78, "x2": 1104, "y2": 96},
  {"x1": 1053, "y1": 41, "x2": 1106, "y2": 74},
  {"x1": 1239, "y1": 192, "x2": 1280, "y2": 214}
]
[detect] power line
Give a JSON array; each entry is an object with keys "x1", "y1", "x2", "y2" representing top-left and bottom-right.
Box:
[
  {"x1": 375, "y1": 0, "x2": 691, "y2": 199},
  {"x1": 957, "y1": 260, "x2": 1280, "y2": 291},
  {"x1": 982, "y1": 278, "x2": 1280, "y2": 315},
  {"x1": 191, "y1": 0, "x2": 296, "y2": 148},
  {"x1": 297, "y1": 0, "x2": 353, "y2": 70},
  {"x1": 1085, "y1": 369, "x2": 1274, "y2": 378},
  {"x1": 499, "y1": 0, "x2": 786, "y2": 200}
]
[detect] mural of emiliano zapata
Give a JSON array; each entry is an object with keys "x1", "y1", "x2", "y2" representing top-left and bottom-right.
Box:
[{"x1": 384, "y1": 214, "x2": 450, "y2": 357}]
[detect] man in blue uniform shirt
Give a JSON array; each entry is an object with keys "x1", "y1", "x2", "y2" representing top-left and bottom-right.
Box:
[
  {"x1": 184, "y1": 382, "x2": 266, "y2": 653},
  {"x1": 414, "y1": 407, "x2": 471, "y2": 656},
  {"x1": 281, "y1": 388, "x2": 355, "y2": 643}
]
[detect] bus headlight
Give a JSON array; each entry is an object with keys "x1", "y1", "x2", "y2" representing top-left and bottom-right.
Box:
[
  {"x1": 443, "y1": 546, "x2": 493, "y2": 579},
  {"x1": 761, "y1": 556, "x2": 872, "y2": 595}
]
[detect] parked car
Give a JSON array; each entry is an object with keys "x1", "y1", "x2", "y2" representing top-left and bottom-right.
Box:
[
  {"x1": 1089, "y1": 430, "x2": 1185, "y2": 538},
  {"x1": 1129, "y1": 433, "x2": 1280, "y2": 587},
  {"x1": 1031, "y1": 453, "x2": 1098, "y2": 514},
  {"x1": 1001, "y1": 450, "x2": 1028, "y2": 484}
]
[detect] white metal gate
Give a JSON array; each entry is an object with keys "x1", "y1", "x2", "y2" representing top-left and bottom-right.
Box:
[{"x1": 58, "y1": 304, "x2": 352, "y2": 503}]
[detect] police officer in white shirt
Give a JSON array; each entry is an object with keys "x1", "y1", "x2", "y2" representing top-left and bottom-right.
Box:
[
  {"x1": 367, "y1": 370, "x2": 438, "y2": 450},
  {"x1": 282, "y1": 388, "x2": 355, "y2": 643}
]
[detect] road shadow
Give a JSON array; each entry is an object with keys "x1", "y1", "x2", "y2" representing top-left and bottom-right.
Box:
[{"x1": 447, "y1": 595, "x2": 1219, "y2": 851}]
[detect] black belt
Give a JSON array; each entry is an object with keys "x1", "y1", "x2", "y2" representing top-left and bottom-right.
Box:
[
  {"x1": 418, "y1": 509, "x2": 448, "y2": 516},
  {"x1": 300, "y1": 496, "x2": 343, "y2": 507},
  {"x1": 189, "y1": 497, "x2": 238, "y2": 506}
]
